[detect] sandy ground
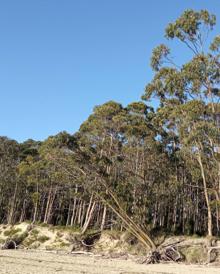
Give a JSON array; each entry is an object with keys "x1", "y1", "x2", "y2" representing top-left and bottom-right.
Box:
[{"x1": 0, "y1": 250, "x2": 219, "y2": 274}]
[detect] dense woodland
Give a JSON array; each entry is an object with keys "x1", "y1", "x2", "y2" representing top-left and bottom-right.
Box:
[{"x1": 1, "y1": 10, "x2": 220, "y2": 244}]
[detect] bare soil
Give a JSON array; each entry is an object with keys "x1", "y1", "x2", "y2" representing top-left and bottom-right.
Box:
[{"x1": 0, "y1": 250, "x2": 219, "y2": 274}]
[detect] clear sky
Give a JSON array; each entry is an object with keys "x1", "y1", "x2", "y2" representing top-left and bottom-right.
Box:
[{"x1": 0, "y1": 0, "x2": 220, "y2": 142}]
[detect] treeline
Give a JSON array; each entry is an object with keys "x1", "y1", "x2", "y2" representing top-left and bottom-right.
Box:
[{"x1": 1, "y1": 9, "x2": 220, "y2": 238}]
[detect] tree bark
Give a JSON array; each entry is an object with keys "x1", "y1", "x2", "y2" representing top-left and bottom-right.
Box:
[{"x1": 197, "y1": 153, "x2": 212, "y2": 236}]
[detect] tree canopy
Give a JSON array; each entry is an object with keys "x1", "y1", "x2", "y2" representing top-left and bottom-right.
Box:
[{"x1": 1, "y1": 9, "x2": 220, "y2": 246}]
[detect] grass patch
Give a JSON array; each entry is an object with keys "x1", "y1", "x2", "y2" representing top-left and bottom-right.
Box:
[
  {"x1": 181, "y1": 246, "x2": 207, "y2": 263},
  {"x1": 23, "y1": 234, "x2": 49, "y2": 246},
  {"x1": 59, "y1": 242, "x2": 70, "y2": 247},
  {"x1": 11, "y1": 232, "x2": 29, "y2": 245},
  {"x1": 50, "y1": 225, "x2": 80, "y2": 233},
  {"x1": 101, "y1": 230, "x2": 121, "y2": 240},
  {"x1": 37, "y1": 235, "x2": 50, "y2": 243},
  {"x1": 31, "y1": 229, "x2": 40, "y2": 236},
  {"x1": 23, "y1": 237, "x2": 36, "y2": 247},
  {"x1": 4, "y1": 228, "x2": 22, "y2": 237}
]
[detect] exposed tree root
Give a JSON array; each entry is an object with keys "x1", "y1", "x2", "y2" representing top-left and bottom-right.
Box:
[
  {"x1": 2, "y1": 240, "x2": 17, "y2": 250},
  {"x1": 141, "y1": 245, "x2": 183, "y2": 264},
  {"x1": 71, "y1": 230, "x2": 102, "y2": 251},
  {"x1": 207, "y1": 246, "x2": 220, "y2": 263}
]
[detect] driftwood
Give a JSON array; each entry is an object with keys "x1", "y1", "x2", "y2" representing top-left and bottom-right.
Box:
[
  {"x1": 207, "y1": 246, "x2": 220, "y2": 263},
  {"x1": 2, "y1": 239, "x2": 17, "y2": 250},
  {"x1": 141, "y1": 245, "x2": 183, "y2": 264},
  {"x1": 70, "y1": 251, "x2": 94, "y2": 255},
  {"x1": 80, "y1": 239, "x2": 95, "y2": 247},
  {"x1": 71, "y1": 230, "x2": 101, "y2": 252}
]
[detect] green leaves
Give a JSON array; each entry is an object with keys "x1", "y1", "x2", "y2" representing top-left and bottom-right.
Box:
[
  {"x1": 145, "y1": 9, "x2": 220, "y2": 105},
  {"x1": 150, "y1": 44, "x2": 170, "y2": 71},
  {"x1": 143, "y1": 10, "x2": 220, "y2": 237},
  {"x1": 210, "y1": 35, "x2": 220, "y2": 52},
  {"x1": 144, "y1": 67, "x2": 186, "y2": 102},
  {"x1": 165, "y1": 9, "x2": 216, "y2": 45}
]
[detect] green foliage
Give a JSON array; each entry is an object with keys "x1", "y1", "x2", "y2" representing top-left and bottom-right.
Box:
[
  {"x1": 150, "y1": 44, "x2": 170, "y2": 71},
  {"x1": 0, "y1": 9, "x2": 220, "y2": 242},
  {"x1": 37, "y1": 235, "x2": 50, "y2": 243},
  {"x1": 210, "y1": 35, "x2": 220, "y2": 52},
  {"x1": 181, "y1": 246, "x2": 207, "y2": 263},
  {"x1": 143, "y1": 8, "x2": 220, "y2": 238},
  {"x1": 31, "y1": 229, "x2": 40, "y2": 236},
  {"x1": 12, "y1": 232, "x2": 29, "y2": 245},
  {"x1": 165, "y1": 9, "x2": 216, "y2": 43},
  {"x1": 4, "y1": 228, "x2": 22, "y2": 237}
]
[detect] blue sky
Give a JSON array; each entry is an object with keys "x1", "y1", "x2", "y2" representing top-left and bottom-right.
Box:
[{"x1": 0, "y1": 0, "x2": 219, "y2": 142}]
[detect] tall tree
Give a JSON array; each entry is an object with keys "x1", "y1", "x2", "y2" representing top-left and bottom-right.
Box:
[{"x1": 143, "y1": 9, "x2": 220, "y2": 236}]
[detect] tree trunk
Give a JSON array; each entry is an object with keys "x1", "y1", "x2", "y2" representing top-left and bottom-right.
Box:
[
  {"x1": 66, "y1": 203, "x2": 71, "y2": 226},
  {"x1": 7, "y1": 182, "x2": 18, "y2": 224},
  {"x1": 81, "y1": 201, "x2": 96, "y2": 234},
  {"x1": 101, "y1": 205, "x2": 107, "y2": 231},
  {"x1": 197, "y1": 153, "x2": 212, "y2": 236},
  {"x1": 19, "y1": 198, "x2": 27, "y2": 223},
  {"x1": 70, "y1": 197, "x2": 77, "y2": 226}
]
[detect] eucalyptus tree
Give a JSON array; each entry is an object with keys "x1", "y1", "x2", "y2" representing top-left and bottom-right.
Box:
[
  {"x1": 0, "y1": 137, "x2": 20, "y2": 224},
  {"x1": 46, "y1": 101, "x2": 156, "y2": 248},
  {"x1": 18, "y1": 132, "x2": 77, "y2": 224},
  {"x1": 2, "y1": 9, "x2": 220, "y2": 259},
  {"x1": 77, "y1": 101, "x2": 127, "y2": 231},
  {"x1": 143, "y1": 9, "x2": 220, "y2": 236}
]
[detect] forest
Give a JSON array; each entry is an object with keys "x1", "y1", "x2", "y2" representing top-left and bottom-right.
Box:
[{"x1": 1, "y1": 9, "x2": 220, "y2": 250}]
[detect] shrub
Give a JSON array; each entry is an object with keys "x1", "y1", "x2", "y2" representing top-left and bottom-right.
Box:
[
  {"x1": 31, "y1": 229, "x2": 39, "y2": 236},
  {"x1": 4, "y1": 228, "x2": 22, "y2": 237},
  {"x1": 12, "y1": 232, "x2": 28, "y2": 245},
  {"x1": 38, "y1": 235, "x2": 50, "y2": 243}
]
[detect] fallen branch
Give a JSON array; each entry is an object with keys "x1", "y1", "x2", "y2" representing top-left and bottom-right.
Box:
[{"x1": 70, "y1": 251, "x2": 94, "y2": 255}]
